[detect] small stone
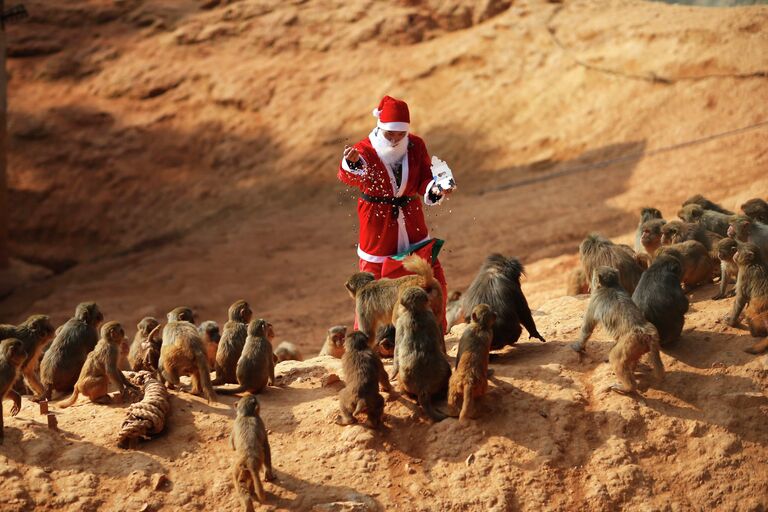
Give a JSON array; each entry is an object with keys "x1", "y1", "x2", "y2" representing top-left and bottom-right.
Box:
[
  {"x1": 405, "y1": 464, "x2": 416, "y2": 475},
  {"x1": 152, "y1": 474, "x2": 169, "y2": 491},
  {"x1": 139, "y1": 504, "x2": 151, "y2": 512},
  {"x1": 322, "y1": 373, "x2": 340, "y2": 387},
  {"x1": 466, "y1": 453, "x2": 476, "y2": 466}
]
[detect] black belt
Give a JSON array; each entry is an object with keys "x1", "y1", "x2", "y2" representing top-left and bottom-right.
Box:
[{"x1": 361, "y1": 193, "x2": 414, "y2": 219}]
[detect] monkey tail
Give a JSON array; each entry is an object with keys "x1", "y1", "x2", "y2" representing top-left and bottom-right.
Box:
[
  {"x1": 639, "y1": 325, "x2": 665, "y2": 384},
  {"x1": 215, "y1": 384, "x2": 247, "y2": 395},
  {"x1": 147, "y1": 324, "x2": 162, "y2": 344},
  {"x1": 58, "y1": 388, "x2": 79, "y2": 409},
  {"x1": 246, "y1": 457, "x2": 266, "y2": 503},
  {"x1": 418, "y1": 391, "x2": 447, "y2": 422},
  {"x1": 403, "y1": 254, "x2": 435, "y2": 284},
  {"x1": 194, "y1": 349, "x2": 217, "y2": 403},
  {"x1": 459, "y1": 382, "x2": 474, "y2": 421}
]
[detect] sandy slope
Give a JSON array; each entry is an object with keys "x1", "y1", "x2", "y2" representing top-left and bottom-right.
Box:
[{"x1": 1, "y1": 0, "x2": 768, "y2": 510}]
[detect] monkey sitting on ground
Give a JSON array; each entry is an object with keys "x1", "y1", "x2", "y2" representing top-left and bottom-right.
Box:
[
  {"x1": 159, "y1": 307, "x2": 216, "y2": 402},
  {"x1": 713, "y1": 238, "x2": 739, "y2": 300},
  {"x1": 230, "y1": 394, "x2": 275, "y2": 509},
  {"x1": 319, "y1": 325, "x2": 347, "y2": 358},
  {"x1": 59, "y1": 322, "x2": 139, "y2": 407},
  {"x1": 132, "y1": 324, "x2": 162, "y2": 373},
  {"x1": 128, "y1": 317, "x2": 160, "y2": 371},
  {"x1": 635, "y1": 207, "x2": 663, "y2": 253},
  {"x1": 571, "y1": 267, "x2": 664, "y2": 395},
  {"x1": 40, "y1": 302, "x2": 104, "y2": 399},
  {"x1": 661, "y1": 220, "x2": 720, "y2": 252},
  {"x1": 655, "y1": 240, "x2": 714, "y2": 291},
  {"x1": 198, "y1": 320, "x2": 221, "y2": 369},
  {"x1": 345, "y1": 254, "x2": 444, "y2": 354},
  {"x1": 639, "y1": 219, "x2": 666, "y2": 259},
  {"x1": 462, "y1": 253, "x2": 545, "y2": 350},
  {"x1": 682, "y1": 194, "x2": 733, "y2": 215},
  {"x1": 274, "y1": 342, "x2": 302, "y2": 363},
  {"x1": 213, "y1": 300, "x2": 253, "y2": 385},
  {"x1": 391, "y1": 287, "x2": 451, "y2": 421},
  {"x1": 445, "y1": 290, "x2": 464, "y2": 329},
  {"x1": 216, "y1": 320, "x2": 274, "y2": 395},
  {"x1": 0, "y1": 315, "x2": 55, "y2": 400},
  {"x1": 448, "y1": 304, "x2": 496, "y2": 420},
  {"x1": 742, "y1": 198, "x2": 768, "y2": 224},
  {"x1": 337, "y1": 331, "x2": 393, "y2": 428},
  {"x1": 579, "y1": 234, "x2": 644, "y2": 295},
  {"x1": 632, "y1": 254, "x2": 689, "y2": 346},
  {"x1": 566, "y1": 267, "x2": 589, "y2": 296},
  {"x1": 678, "y1": 204, "x2": 731, "y2": 237},
  {"x1": 728, "y1": 215, "x2": 768, "y2": 258},
  {"x1": 0, "y1": 339, "x2": 26, "y2": 444},
  {"x1": 724, "y1": 243, "x2": 768, "y2": 352}
]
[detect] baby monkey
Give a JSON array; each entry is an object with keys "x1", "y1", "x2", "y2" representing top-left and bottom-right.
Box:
[{"x1": 230, "y1": 394, "x2": 275, "y2": 510}]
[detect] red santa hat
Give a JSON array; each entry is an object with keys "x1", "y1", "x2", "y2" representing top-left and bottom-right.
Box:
[{"x1": 371, "y1": 95, "x2": 410, "y2": 132}]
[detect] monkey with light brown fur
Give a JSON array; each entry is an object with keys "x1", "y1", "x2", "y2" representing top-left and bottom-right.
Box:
[
  {"x1": 0, "y1": 339, "x2": 27, "y2": 443},
  {"x1": 337, "y1": 331, "x2": 393, "y2": 428},
  {"x1": 59, "y1": 322, "x2": 139, "y2": 407},
  {"x1": 713, "y1": 238, "x2": 740, "y2": 300},
  {"x1": 0, "y1": 315, "x2": 55, "y2": 400},
  {"x1": 571, "y1": 267, "x2": 664, "y2": 395},
  {"x1": 566, "y1": 267, "x2": 589, "y2": 296},
  {"x1": 448, "y1": 304, "x2": 496, "y2": 421},
  {"x1": 230, "y1": 394, "x2": 275, "y2": 510},
  {"x1": 724, "y1": 243, "x2": 768, "y2": 353},
  {"x1": 579, "y1": 234, "x2": 644, "y2": 295},
  {"x1": 319, "y1": 325, "x2": 347, "y2": 358}
]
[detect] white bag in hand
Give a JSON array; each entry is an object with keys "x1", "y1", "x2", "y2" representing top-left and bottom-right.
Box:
[{"x1": 430, "y1": 156, "x2": 456, "y2": 192}]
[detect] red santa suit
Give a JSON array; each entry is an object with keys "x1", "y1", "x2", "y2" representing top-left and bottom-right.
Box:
[{"x1": 337, "y1": 96, "x2": 450, "y2": 330}]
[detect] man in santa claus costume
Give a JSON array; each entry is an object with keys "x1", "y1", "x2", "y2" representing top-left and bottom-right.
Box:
[{"x1": 338, "y1": 95, "x2": 456, "y2": 330}]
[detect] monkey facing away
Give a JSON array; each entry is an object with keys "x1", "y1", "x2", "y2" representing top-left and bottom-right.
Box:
[
  {"x1": 713, "y1": 238, "x2": 739, "y2": 300},
  {"x1": 462, "y1": 253, "x2": 545, "y2": 350},
  {"x1": 128, "y1": 317, "x2": 160, "y2": 371},
  {"x1": 59, "y1": 322, "x2": 139, "y2": 407},
  {"x1": 0, "y1": 315, "x2": 55, "y2": 399},
  {"x1": 635, "y1": 207, "x2": 663, "y2": 253},
  {"x1": 0, "y1": 339, "x2": 27, "y2": 443},
  {"x1": 678, "y1": 204, "x2": 731, "y2": 237},
  {"x1": 571, "y1": 267, "x2": 664, "y2": 395},
  {"x1": 216, "y1": 320, "x2": 274, "y2": 396},
  {"x1": 448, "y1": 304, "x2": 496, "y2": 421},
  {"x1": 213, "y1": 300, "x2": 254, "y2": 386},
  {"x1": 682, "y1": 194, "x2": 733, "y2": 215},
  {"x1": 632, "y1": 254, "x2": 689, "y2": 346},
  {"x1": 337, "y1": 331, "x2": 393, "y2": 428},
  {"x1": 319, "y1": 325, "x2": 347, "y2": 358},
  {"x1": 725, "y1": 243, "x2": 768, "y2": 353},
  {"x1": 230, "y1": 394, "x2": 275, "y2": 509},
  {"x1": 159, "y1": 307, "x2": 216, "y2": 402},
  {"x1": 391, "y1": 287, "x2": 451, "y2": 421},
  {"x1": 741, "y1": 198, "x2": 768, "y2": 224},
  {"x1": 654, "y1": 240, "x2": 715, "y2": 291},
  {"x1": 198, "y1": 320, "x2": 221, "y2": 369},
  {"x1": 580, "y1": 234, "x2": 644, "y2": 295},
  {"x1": 40, "y1": 302, "x2": 104, "y2": 398}
]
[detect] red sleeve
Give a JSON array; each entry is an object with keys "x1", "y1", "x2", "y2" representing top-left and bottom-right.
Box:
[
  {"x1": 415, "y1": 138, "x2": 434, "y2": 196},
  {"x1": 336, "y1": 142, "x2": 367, "y2": 190}
]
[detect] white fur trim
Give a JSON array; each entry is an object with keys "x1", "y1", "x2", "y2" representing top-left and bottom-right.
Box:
[
  {"x1": 372, "y1": 108, "x2": 381, "y2": 118},
  {"x1": 357, "y1": 235, "x2": 432, "y2": 263},
  {"x1": 423, "y1": 178, "x2": 443, "y2": 206},
  {"x1": 341, "y1": 155, "x2": 367, "y2": 175},
  {"x1": 377, "y1": 120, "x2": 409, "y2": 131}
]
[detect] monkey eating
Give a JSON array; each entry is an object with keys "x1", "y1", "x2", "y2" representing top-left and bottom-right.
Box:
[
  {"x1": 448, "y1": 304, "x2": 496, "y2": 420},
  {"x1": 724, "y1": 243, "x2": 768, "y2": 352},
  {"x1": 0, "y1": 315, "x2": 55, "y2": 400},
  {"x1": 0, "y1": 339, "x2": 27, "y2": 443},
  {"x1": 462, "y1": 253, "x2": 545, "y2": 350},
  {"x1": 230, "y1": 394, "x2": 276, "y2": 509},
  {"x1": 59, "y1": 322, "x2": 139, "y2": 407},
  {"x1": 213, "y1": 300, "x2": 254, "y2": 385},
  {"x1": 216, "y1": 319, "x2": 275, "y2": 396},
  {"x1": 40, "y1": 302, "x2": 104, "y2": 399},
  {"x1": 337, "y1": 331, "x2": 393, "y2": 428},
  {"x1": 319, "y1": 325, "x2": 347, "y2": 358},
  {"x1": 571, "y1": 267, "x2": 664, "y2": 395},
  {"x1": 391, "y1": 287, "x2": 451, "y2": 421}
]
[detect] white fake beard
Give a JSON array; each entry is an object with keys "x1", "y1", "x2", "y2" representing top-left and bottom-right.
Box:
[{"x1": 369, "y1": 128, "x2": 408, "y2": 169}]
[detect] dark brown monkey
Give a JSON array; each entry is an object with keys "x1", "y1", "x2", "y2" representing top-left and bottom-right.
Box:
[
  {"x1": 59, "y1": 321, "x2": 138, "y2": 407},
  {"x1": 678, "y1": 204, "x2": 731, "y2": 237},
  {"x1": 213, "y1": 300, "x2": 254, "y2": 385},
  {"x1": 274, "y1": 342, "x2": 302, "y2": 363},
  {"x1": 346, "y1": 254, "x2": 444, "y2": 354},
  {"x1": 448, "y1": 304, "x2": 495, "y2": 420},
  {"x1": 40, "y1": 302, "x2": 104, "y2": 398},
  {"x1": 127, "y1": 317, "x2": 160, "y2": 371},
  {"x1": 713, "y1": 238, "x2": 739, "y2": 300},
  {"x1": 391, "y1": 287, "x2": 451, "y2": 421},
  {"x1": 634, "y1": 207, "x2": 663, "y2": 253},
  {"x1": 682, "y1": 194, "x2": 733, "y2": 215},
  {"x1": 725, "y1": 243, "x2": 768, "y2": 352},
  {"x1": 159, "y1": 307, "x2": 216, "y2": 402},
  {"x1": 728, "y1": 215, "x2": 768, "y2": 257},
  {"x1": 661, "y1": 220, "x2": 720, "y2": 252},
  {"x1": 580, "y1": 234, "x2": 644, "y2": 295},
  {"x1": 0, "y1": 339, "x2": 26, "y2": 443},
  {"x1": 230, "y1": 394, "x2": 275, "y2": 509},
  {"x1": 337, "y1": 331, "x2": 393, "y2": 428},
  {"x1": 462, "y1": 253, "x2": 545, "y2": 350},
  {"x1": 133, "y1": 324, "x2": 162, "y2": 373},
  {"x1": 655, "y1": 240, "x2": 715, "y2": 291},
  {"x1": 632, "y1": 253, "x2": 689, "y2": 346},
  {"x1": 216, "y1": 320, "x2": 274, "y2": 395},
  {"x1": 639, "y1": 219, "x2": 666, "y2": 258},
  {"x1": 319, "y1": 325, "x2": 347, "y2": 358},
  {"x1": 741, "y1": 198, "x2": 768, "y2": 224},
  {"x1": 566, "y1": 267, "x2": 589, "y2": 296},
  {"x1": 445, "y1": 290, "x2": 464, "y2": 329},
  {"x1": 0, "y1": 315, "x2": 55, "y2": 399},
  {"x1": 198, "y1": 320, "x2": 221, "y2": 368},
  {"x1": 571, "y1": 267, "x2": 664, "y2": 395},
  {"x1": 375, "y1": 324, "x2": 396, "y2": 358}
]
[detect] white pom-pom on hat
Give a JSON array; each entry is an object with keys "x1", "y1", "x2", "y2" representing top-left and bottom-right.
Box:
[{"x1": 372, "y1": 108, "x2": 381, "y2": 118}]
